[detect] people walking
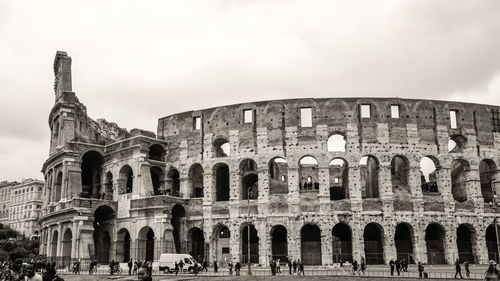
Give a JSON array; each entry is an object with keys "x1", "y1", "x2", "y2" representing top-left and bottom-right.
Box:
[
  {"x1": 235, "y1": 262, "x2": 241, "y2": 276},
  {"x1": 174, "y1": 261, "x2": 179, "y2": 276},
  {"x1": 277, "y1": 259, "x2": 281, "y2": 274},
  {"x1": 288, "y1": 259, "x2": 292, "y2": 275},
  {"x1": 418, "y1": 261, "x2": 425, "y2": 279},
  {"x1": 298, "y1": 259, "x2": 304, "y2": 275},
  {"x1": 360, "y1": 257, "x2": 366, "y2": 275},
  {"x1": 484, "y1": 260, "x2": 500, "y2": 281},
  {"x1": 228, "y1": 261, "x2": 233, "y2": 275},
  {"x1": 202, "y1": 259, "x2": 208, "y2": 272},
  {"x1": 402, "y1": 258, "x2": 408, "y2": 272},
  {"x1": 214, "y1": 259, "x2": 218, "y2": 273},
  {"x1": 390, "y1": 259, "x2": 395, "y2": 276},
  {"x1": 455, "y1": 258, "x2": 463, "y2": 279},
  {"x1": 352, "y1": 259, "x2": 358, "y2": 275},
  {"x1": 464, "y1": 260, "x2": 470, "y2": 278},
  {"x1": 128, "y1": 259, "x2": 132, "y2": 275},
  {"x1": 396, "y1": 259, "x2": 401, "y2": 276},
  {"x1": 293, "y1": 259, "x2": 297, "y2": 274},
  {"x1": 270, "y1": 260, "x2": 276, "y2": 276}
]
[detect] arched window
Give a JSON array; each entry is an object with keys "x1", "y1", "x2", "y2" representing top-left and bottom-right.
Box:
[
  {"x1": 329, "y1": 158, "x2": 348, "y2": 200},
  {"x1": 391, "y1": 156, "x2": 409, "y2": 192},
  {"x1": 269, "y1": 157, "x2": 288, "y2": 194},
  {"x1": 480, "y1": 159, "x2": 498, "y2": 204},
  {"x1": 451, "y1": 159, "x2": 470, "y2": 203},
  {"x1": 240, "y1": 159, "x2": 258, "y2": 200},
  {"x1": 360, "y1": 156, "x2": 379, "y2": 198},
  {"x1": 214, "y1": 163, "x2": 230, "y2": 201},
  {"x1": 299, "y1": 156, "x2": 319, "y2": 191},
  {"x1": 119, "y1": 165, "x2": 133, "y2": 195},
  {"x1": 188, "y1": 164, "x2": 204, "y2": 198},
  {"x1": 166, "y1": 168, "x2": 180, "y2": 197},
  {"x1": 420, "y1": 157, "x2": 439, "y2": 193},
  {"x1": 148, "y1": 144, "x2": 165, "y2": 161},
  {"x1": 214, "y1": 138, "x2": 230, "y2": 157},
  {"x1": 327, "y1": 134, "x2": 346, "y2": 152},
  {"x1": 150, "y1": 166, "x2": 164, "y2": 196},
  {"x1": 448, "y1": 135, "x2": 467, "y2": 153}
]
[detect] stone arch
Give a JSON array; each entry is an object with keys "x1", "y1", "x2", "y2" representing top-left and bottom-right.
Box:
[
  {"x1": 270, "y1": 225, "x2": 288, "y2": 262},
  {"x1": 188, "y1": 227, "x2": 205, "y2": 262},
  {"x1": 61, "y1": 228, "x2": 72, "y2": 259},
  {"x1": 329, "y1": 158, "x2": 349, "y2": 200},
  {"x1": 171, "y1": 204, "x2": 186, "y2": 253},
  {"x1": 116, "y1": 228, "x2": 131, "y2": 262},
  {"x1": 360, "y1": 155, "x2": 379, "y2": 198},
  {"x1": 148, "y1": 144, "x2": 166, "y2": 161},
  {"x1": 213, "y1": 163, "x2": 230, "y2": 201},
  {"x1": 213, "y1": 224, "x2": 231, "y2": 263},
  {"x1": 479, "y1": 159, "x2": 498, "y2": 204},
  {"x1": 448, "y1": 134, "x2": 467, "y2": 153},
  {"x1": 241, "y1": 223, "x2": 259, "y2": 264},
  {"x1": 119, "y1": 165, "x2": 134, "y2": 195},
  {"x1": 420, "y1": 156, "x2": 440, "y2": 193},
  {"x1": 104, "y1": 171, "x2": 113, "y2": 200},
  {"x1": 138, "y1": 226, "x2": 155, "y2": 262},
  {"x1": 150, "y1": 166, "x2": 165, "y2": 196},
  {"x1": 166, "y1": 167, "x2": 180, "y2": 197},
  {"x1": 391, "y1": 155, "x2": 410, "y2": 193},
  {"x1": 213, "y1": 138, "x2": 230, "y2": 157},
  {"x1": 457, "y1": 224, "x2": 478, "y2": 263},
  {"x1": 81, "y1": 150, "x2": 104, "y2": 198},
  {"x1": 240, "y1": 159, "x2": 258, "y2": 200},
  {"x1": 332, "y1": 222, "x2": 352, "y2": 262},
  {"x1": 394, "y1": 222, "x2": 415, "y2": 263},
  {"x1": 93, "y1": 205, "x2": 115, "y2": 263},
  {"x1": 451, "y1": 159, "x2": 470, "y2": 202},
  {"x1": 486, "y1": 224, "x2": 499, "y2": 261},
  {"x1": 301, "y1": 223, "x2": 322, "y2": 265},
  {"x1": 51, "y1": 230, "x2": 58, "y2": 257},
  {"x1": 268, "y1": 157, "x2": 288, "y2": 194},
  {"x1": 425, "y1": 223, "x2": 446, "y2": 264},
  {"x1": 299, "y1": 156, "x2": 319, "y2": 191},
  {"x1": 188, "y1": 163, "x2": 204, "y2": 198},
  {"x1": 364, "y1": 222, "x2": 384, "y2": 264},
  {"x1": 54, "y1": 171, "x2": 62, "y2": 202},
  {"x1": 327, "y1": 133, "x2": 347, "y2": 152}
]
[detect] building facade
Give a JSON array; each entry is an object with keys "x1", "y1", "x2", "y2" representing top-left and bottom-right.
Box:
[
  {"x1": 8, "y1": 179, "x2": 44, "y2": 237},
  {"x1": 39, "y1": 51, "x2": 500, "y2": 266},
  {"x1": 0, "y1": 181, "x2": 14, "y2": 225}
]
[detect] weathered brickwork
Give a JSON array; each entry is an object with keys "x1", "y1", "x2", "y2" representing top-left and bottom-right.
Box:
[{"x1": 39, "y1": 52, "x2": 500, "y2": 267}]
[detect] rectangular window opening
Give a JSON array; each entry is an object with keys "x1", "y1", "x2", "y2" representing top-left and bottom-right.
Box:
[
  {"x1": 193, "y1": 116, "x2": 201, "y2": 130},
  {"x1": 492, "y1": 109, "x2": 500, "y2": 133},
  {"x1": 300, "y1": 107, "x2": 312, "y2": 127},
  {"x1": 450, "y1": 110, "x2": 458, "y2": 129},
  {"x1": 391, "y1": 105, "x2": 400, "y2": 118},
  {"x1": 360, "y1": 104, "x2": 371, "y2": 118},
  {"x1": 243, "y1": 109, "x2": 253, "y2": 124}
]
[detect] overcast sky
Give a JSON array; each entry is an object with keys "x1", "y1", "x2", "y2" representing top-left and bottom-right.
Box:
[{"x1": 1, "y1": 0, "x2": 500, "y2": 181}]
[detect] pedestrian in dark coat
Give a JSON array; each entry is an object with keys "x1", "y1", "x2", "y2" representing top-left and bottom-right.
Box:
[
  {"x1": 396, "y1": 259, "x2": 401, "y2": 276},
  {"x1": 235, "y1": 262, "x2": 241, "y2": 276},
  {"x1": 213, "y1": 260, "x2": 218, "y2": 273},
  {"x1": 293, "y1": 260, "x2": 297, "y2": 274},
  {"x1": 454, "y1": 259, "x2": 463, "y2": 279},
  {"x1": 288, "y1": 259, "x2": 292, "y2": 275},
  {"x1": 389, "y1": 259, "x2": 395, "y2": 276},
  {"x1": 418, "y1": 261, "x2": 424, "y2": 278},
  {"x1": 128, "y1": 259, "x2": 133, "y2": 275}
]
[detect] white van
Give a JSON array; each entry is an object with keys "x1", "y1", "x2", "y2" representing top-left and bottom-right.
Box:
[{"x1": 158, "y1": 253, "x2": 196, "y2": 274}]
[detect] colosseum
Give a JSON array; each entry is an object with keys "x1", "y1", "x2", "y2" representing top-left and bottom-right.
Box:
[{"x1": 39, "y1": 51, "x2": 500, "y2": 267}]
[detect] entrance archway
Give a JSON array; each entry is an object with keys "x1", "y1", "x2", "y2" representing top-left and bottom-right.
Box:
[
  {"x1": 457, "y1": 224, "x2": 477, "y2": 263},
  {"x1": 332, "y1": 223, "x2": 352, "y2": 262},
  {"x1": 364, "y1": 223, "x2": 384, "y2": 264},
  {"x1": 189, "y1": 227, "x2": 205, "y2": 262},
  {"x1": 171, "y1": 204, "x2": 186, "y2": 253},
  {"x1": 395, "y1": 223, "x2": 414, "y2": 263},
  {"x1": 301, "y1": 224, "x2": 322, "y2": 265},
  {"x1": 242, "y1": 224, "x2": 259, "y2": 264},
  {"x1": 486, "y1": 225, "x2": 499, "y2": 261},
  {"x1": 213, "y1": 225, "x2": 230, "y2": 263},
  {"x1": 425, "y1": 223, "x2": 446, "y2": 264},
  {"x1": 138, "y1": 226, "x2": 155, "y2": 262},
  {"x1": 271, "y1": 225, "x2": 288, "y2": 262},
  {"x1": 51, "y1": 231, "x2": 58, "y2": 257},
  {"x1": 93, "y1": 205, "x2": 114, "y2": 263},
  {"x1": 62, "y1": 228, "x2": 72, "y2": 259},
  {"x1": 117, "y1": 228, "x2": 131, "y2": 262}
]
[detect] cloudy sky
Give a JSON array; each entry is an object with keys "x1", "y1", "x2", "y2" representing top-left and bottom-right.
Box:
[{"x1": 1, "y1": 0, "x2": 500, "y2": 181}]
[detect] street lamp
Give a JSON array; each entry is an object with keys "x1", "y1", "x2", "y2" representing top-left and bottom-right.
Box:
[
  {"x1": 247, "y1": 185, "x2": 253, "y2": 276},
  {"x1": 494, "y1": 218, "x2": 500, "y2": 262}
]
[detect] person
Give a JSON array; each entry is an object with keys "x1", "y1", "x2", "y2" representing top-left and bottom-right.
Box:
[
  {"x1": 293, "y1": 259, "x2": 297, "y2": 274},
  {"x1": 179, "y1": 259, "x2": 184, "y2": 274},
  {"x1": 202, "y1": 259, "x2": 208, "y2": 272},
  {"x1": 395, "y1": 259, "x2": 401, "y2": 276},
  {"x1": 464, "y1": 260, "x2": 470, "y2": 278},
  {"x1": 128, "y1": 259, "x2": 133, "y2": 275},
  {"x1": 42, "y1": 264, "x2": 56, "y2": 281},
  {"x1": 213, "y1": 259, "x2": 218, "y2": 273},
  {"x1": 146, "y1": 261, "x2": 152, "y2": 276},
  {"x1": 339, "y1": 259, "x2": 345, "y2": 274},
  {"x1": 271, "y1": 260, "x2": 276, "y2": 276},
  {"x1": 235, "y1": 262, "x2": 241, "y2": 276},
  {"x1": 288, "y1": 259, "x2": 292, "y2": 275},
  {"x1": 89, "y1": 260, "x2": 94, "y2": 275},
  {"x1": 455, "y1": 258, "x2": 463, "y2": 279},
  {"x1": 25, "y1": 263, "x2": 43, "y2": 281},
  {"x1": 133, "y1": 261, "x2": 138, "y2": 275},
  {"x1": 484, "y1": 260, "x2": 500, "y2": 281},
  {"x1": 76, "y1": 259, "x2": 80, "y2": 274},
  {"x1": 298, "y1": 259, "x2": 304, "y2": 275},
  {"x1": 174, "y1": 261, "x2": 179, "y2": 276},
  {"x1": 402, "y1": 258, "x2": 408, "y2": 272},
  {"x1": 360, "y1": 257, "x2": 366, "y2": 275},
  {"x1": 193, "y1": 262, "x2": 199, "y2": 276},
  {"x1": 352, "y1": 259, "x2": 358, "y2": 275},
  {"x1": 137, "y1": 267, "x2": 152, "y2": 281},
  {"x1": 390, "y1": 259, "x2": 395, "y2": 276},
  {"x1": 228, "y1": 261, "x2": 233, "y2": 275},
  {"x1": 418, "y1": 261, "x2": 424, "y2": 278}
]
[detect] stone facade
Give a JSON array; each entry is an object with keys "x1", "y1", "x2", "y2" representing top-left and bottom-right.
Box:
[
  {"x1": 0, "y1": 181, "x2": 14, "y2": 225},
  {"x1": 8, "y1": 179, "x2": 44, "y2": 237},
  {"x1": 39, "y1": 51, "x2": 500, "y2": 266}
]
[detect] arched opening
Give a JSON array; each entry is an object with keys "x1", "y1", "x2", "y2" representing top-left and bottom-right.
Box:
[
  {"x1": 364, "y1": 223, "x2": 384, "y2": 264},
  {"x1": 81, "y1": 151, "x2": 104, "y2": 198},
  {"x1": 329, "y1": 158, "x2": 349, "y2": 200},
  {"x1": 188, "y1": 227, "x2": 205, "y2": 262},
  {"x1": 425, "y1": 223, "x2": 446, "y2": 264},
  {"x1": 62, "y1": 228, "x2": 72, "y2": 260},
  {"x1": 271, "y1": 225, "x2": 288, "y2": 262},
  {"x1": 269, "y1": 157, "x2": 288, "y2": 194},
  {"x1": 391, "y1": 156, "x2": 409, "y2": 192},
  {"x1": 420, "y1": 156, "x2": 439, "y2": 193},
  {"x1": 54, "y1": 172, "x2": 62, "y2": 202},
  {"x1": 448, "y1": 135, "x2": 467, "y2": 153},
  {"x1": 480, "y1": 159, "x2": 498, "y2": 204},
  {"x1": 171, "y1": 204, "x2": 186, "y2": 253},
  {"x1": 451, "y1": 159, "x2": 469, "y2": 202},
  {"x1": 150, "y1": 166, "x2": 164, "y2": 196},
  {"x1": 242, "y1": 224, "x2": 259, "y2": 264},
  {"x1": 51, "y1": 231, "x2": 58, "y2": 257},
  {"x1": 104, "y1": 172, "x2": 113, "y2": 200},
  {"x1": 332, "y1": 223, "x2": 352, "y2": 262},
  {"x1": 486, "y1": 224, "x2": 499, "y2": 261},
  {"x1": 148, "y1": 144, "x2": 166, "y2": 161},
  {"x1": 301, "y1": 224, "x2": 322, "y2": 265},
  {"x1": 188, "y1": 164, "x2": 204, "y2": 198},
  {"x1": 457, "y1": 224, "x2": 477, "y2": 263},
  {"x1": 119, "y1": 165, "x2": 134, "y2": 195},
  {"x1": 116, "y1": 228, "x2": 131, "y2": 262},
  {"x1": 138, "y1": 227, "x2": 155, "y2": 262},
  {"x1": 395, "y1": 223, "x2": 414, "y2": 263},
  {"x1": 327, "y1": 134, "x2": 346, "y2": 152},
  {"x1": 214, "y1": 138, "x2": 230, "y2": 157},
  {"x1": 240, "y1": 159, "x2": 258, "y2": 200},
  {"x1": 299, "y1": 156, "x2": 319, "y2": 191},
  {"x1": 213, "y1": 225, "x2": 231, "y2": 263},
  {"x1": 360, "y1": 156, "x2": 379, "y2": 198},
  {"x1": 93, "y1": 205, "x2": 114, "y2": 263},
  {"x1": 166, "y1": 168, "x2": 180, "y2": 197},
  {"x1": 214, "y1": 163, "x2": 230, "y2": 201}
]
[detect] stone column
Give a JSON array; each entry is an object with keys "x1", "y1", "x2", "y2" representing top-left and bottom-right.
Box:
[
  {"x1": 409, "y1": 162, "x2": 424, "y2": 213},
  {"x1": 46, "y1": 226, "x2": 52, "y2": 257},
  {"x1": 351, "y1": 223, "x2": 365, "y2": 262},
  {"x1": 320, "y1": 223, "x2": 333, "y2": 265},
  {"x1": 71, "y1": 221, "x2": 78, "y2": 258},
  {"x1": 466, "y1": 166, "x2": 484, "y2": 213},
  {"x1": 318, "y1": 165, "x2": 331, "y2": 214},
  {"x1": 229, "y1": 224, "x2": 240, "y2": 263},
  {"x1": 349, "y1": 163, "x2": 362, "y2": 212},
  {"x1": 257, "y1": 168, "x2": 269, "y2": 216},
  {"x1": 258, "y1": 220, "x2": 268, "y2": 265},
  {"x1": 380, "y1": 161, "x2": 394, "y2": 213},
  {"x1": 476, "y1": 227, "x2": 489, "y2": 264},
  {"x1": 56, "y1": 223, "x2": 63, "y2": 257},
  {"x1": 445, "y1": 224, "x2": 458, "y2": 264},
  {"x1": 414, "y1": 226, "x2": 427, "y2": 264},
  {"x1": 287, "y1": 166, "x2": 300, "y2": 215},
  {"x1": 383, "y1": 223, "x2": 396, "y2": 263},
  {"x1": 437, "y1": 166, "x2": 455, "y2": 213}
]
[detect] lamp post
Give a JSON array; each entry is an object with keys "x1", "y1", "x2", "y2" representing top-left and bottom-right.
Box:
[
  {"x1": 494, "y1": 218, "x2": 500, "y2": 262},
  {"x1": 247, "y1": 185, "x2": 253, "y2": 276}
]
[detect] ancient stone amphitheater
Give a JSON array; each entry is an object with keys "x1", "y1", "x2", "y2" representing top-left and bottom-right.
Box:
[{"x1": 39, "y1": 51, "x2": 500, "y2": 267}]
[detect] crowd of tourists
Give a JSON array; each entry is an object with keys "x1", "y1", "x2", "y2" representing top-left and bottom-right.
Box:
[{"x1": 0, "y1": 260, "x2": 63, "y2": 281}]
